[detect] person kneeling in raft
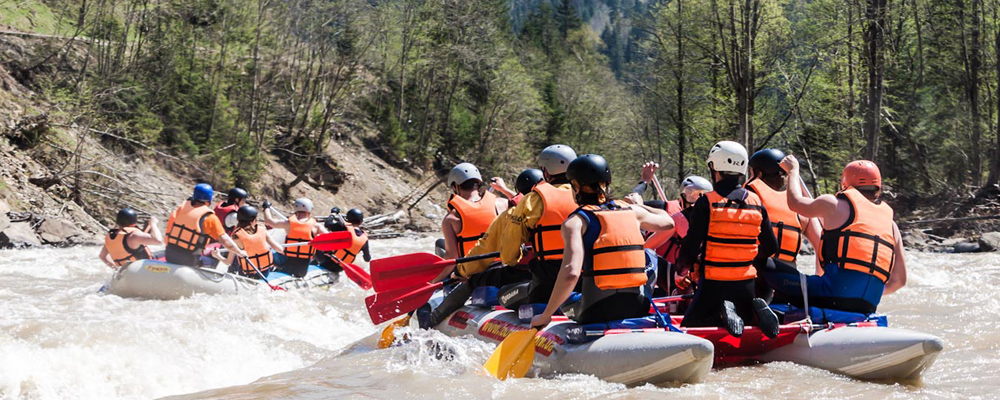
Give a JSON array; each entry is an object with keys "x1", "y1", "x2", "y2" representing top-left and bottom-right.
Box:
[
  {"x1": 212, "y1": 206, "x2": 284, "y2": 278},
  {"x1": 529, "y1": 154, "x2": 675, "y2": 327},
  {"x1": 676, "y1": 141, "x2": 780, "y2": 338}
]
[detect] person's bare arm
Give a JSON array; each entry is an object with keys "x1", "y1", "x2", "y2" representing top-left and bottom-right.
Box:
[
  {"x1": 431, "y1": 212, "x2": 462, "y2": 283},
  {"x1": 490, "y1": 177, "x2": 516, "y2": 198},
  {"x1": 266, "y1": 233, "x2": 284, "y2": 253},
  {"x1": 263, "y1": 208, "x2": 290, "y2": 230},
  {"x1": 530, "y1": 214, "x2": 585, "y2": 328},
  {"x1": 781, "y1": 155, "x2": 840, "y2": 220},
  {"x1": 128, "y1": 217, "x2": 164, "y2": 248},
  {"x1": 884, "y1": 222, "x2": 907, "y2": 295},
  {"x1": 218, "y1": 234, "x2": 247, "y2": 258},
  {"x1": 632, "y1": 203, "x2": 675, "y2": 233},
  {"x1": 98, "y1": 246, "x2": 116, "y2": 269},
  {"x1": 495, "y1": 198, "x2": 509, "y2": 214},
  {"x1": 314, "y1": 223, "x2": 329, "y2": 236}
]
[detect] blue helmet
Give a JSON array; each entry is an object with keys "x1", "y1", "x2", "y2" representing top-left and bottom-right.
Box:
[{"x1": 192, "y1": 183, "x2": 214, "y2": 202}]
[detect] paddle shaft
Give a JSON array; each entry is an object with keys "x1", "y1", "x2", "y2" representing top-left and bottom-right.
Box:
[
  {"x1": 243, "y1": 256, "x2": 283, "y2": 291},
  {"x1": 651, "y1": 174, "x2": 667, "y2": 201}
]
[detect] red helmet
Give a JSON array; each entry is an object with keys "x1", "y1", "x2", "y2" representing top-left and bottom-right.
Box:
[{"x1": 841, "y1": 160, "x2": 882, "y2": 190}]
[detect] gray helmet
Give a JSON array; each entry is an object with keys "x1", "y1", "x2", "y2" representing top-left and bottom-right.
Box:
[
  {"x1": 537, "y1": 144, "x2": 577, "y2": 175},
  {"x1": 447, "y1": 163, "x2": 483, "y2": 188},
  {"x1": 681, "y1": 175, "x2": 713, "y2": 192},
  {"x1": 293, "y1": 198, "x2": 314, "y2": 213}
]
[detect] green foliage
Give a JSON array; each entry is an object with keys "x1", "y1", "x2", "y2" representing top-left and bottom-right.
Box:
[{"x1": 23, "y1": 0, "x2": 1000, "y2": 202}]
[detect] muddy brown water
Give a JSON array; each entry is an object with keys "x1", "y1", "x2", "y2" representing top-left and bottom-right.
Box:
[{"x1": 1, "y1": 235, "x2": 995, "y2": 399}]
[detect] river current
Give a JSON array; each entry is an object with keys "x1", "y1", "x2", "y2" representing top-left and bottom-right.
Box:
[{"x1": 1, "y1": 235, "x2": 996, "y2": 399}]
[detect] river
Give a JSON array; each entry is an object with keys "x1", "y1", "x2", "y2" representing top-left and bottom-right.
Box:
[{"x1": 1, "y1": 235, "x2": 996, "y2": 399}]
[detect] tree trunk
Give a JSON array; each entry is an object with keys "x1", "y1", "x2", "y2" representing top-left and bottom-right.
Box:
[
  {"x1": 990, "y1": 4, "x2": 1000, "y2": 186},
  {"x1": 676, "y1": 0, "x2": 686, "y2": 183},
  {"x1": 863, "y1": 0, "x2": 887, "y2": 161}
]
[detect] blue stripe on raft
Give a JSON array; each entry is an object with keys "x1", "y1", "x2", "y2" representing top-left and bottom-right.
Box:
[{"x1": 770, "y1": 303, "x2": 888, "y2": 327}]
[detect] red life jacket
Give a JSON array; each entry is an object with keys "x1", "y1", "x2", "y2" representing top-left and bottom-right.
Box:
[
  {"x1": 654, "y1": 199, "x2": 685, "y2": 263},
  {"x1": 214, "y1": 201, "x2": 239, "y2": 234}
]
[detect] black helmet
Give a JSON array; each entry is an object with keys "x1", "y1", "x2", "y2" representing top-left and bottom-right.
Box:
[
  {"x1": 749, "y1": 148, "x2": 786, "y2": 175},
  {"x1": 325, "y1": 215, "x2": 347, "y2": 231},
  {"x1": 116, "y1": 208, "x2": 138, "y2": 226},
  {"x1": 515, "y1": 169, "x2": 544, "y2": 195},
  {"x1": 566, "y1": 154, "x2": 612, "y2": 187},
  {"x1": 345, "y1": 208, "x2": 364, "y2": 225},
  {"x1": 237, "y1": 205, "x2": 259, "y2": 223},
  {"x1": 330, "y1": 206, "x2": 341, "y2": 215},
  {"x1": 228, "y1": 187, "x2": 248, "y2": 200}
]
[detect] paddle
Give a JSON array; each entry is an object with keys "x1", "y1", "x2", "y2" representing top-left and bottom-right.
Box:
[
  {"x1": 651, "y1": 173, "x2": 668, "y2": 201},
  {"x1": 296, "y1": 231, "x2": 353, "y2": 252},
  {"x1": 327, "y1": 253, "x2": 373, "y2": 290},
  {"x1": 484, "y1": 328, "x2": 538, "y2": 380},
  {"x1": 369, "y1": 251, "x2": 499, "y2": 293},
  {"x1": 377, "y1": 315, "x2": 411, "y2": 349},
  {"x1": 243, "y1": 256, "x2": 285, "y2": 291},
  {"x1": 365, "y1": 281, "x2": 443, "y2": 324}
]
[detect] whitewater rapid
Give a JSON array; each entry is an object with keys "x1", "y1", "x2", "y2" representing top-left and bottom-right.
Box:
[{"x1": 1, "y1": 235, "x2": 998, "y2": 399}]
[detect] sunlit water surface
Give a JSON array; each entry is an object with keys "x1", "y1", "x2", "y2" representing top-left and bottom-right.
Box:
[{"x1": 1, "y1": 235, "x2": 996, "y2": 399}]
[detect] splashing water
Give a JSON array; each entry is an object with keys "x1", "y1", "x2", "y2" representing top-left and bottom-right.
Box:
[{"x1": 1, "y1": 236, "x2": 998, "y2": 399}]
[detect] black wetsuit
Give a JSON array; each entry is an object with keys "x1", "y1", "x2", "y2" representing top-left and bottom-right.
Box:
[{"x1": 678, "y1": 178, "x2": 778, "y2": 328}]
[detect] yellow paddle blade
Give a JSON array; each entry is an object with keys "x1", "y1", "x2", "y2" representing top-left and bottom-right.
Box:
[
  {"x1": 377, "y1": 316, "x2": 411, "y2": 349},
  {"x1": 484, "y1": 328, "x2": 538, "y2": 380}
]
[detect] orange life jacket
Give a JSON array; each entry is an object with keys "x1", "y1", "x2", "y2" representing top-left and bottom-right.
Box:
[
  {"x1": 166, "y1": 201, "x2": 214, "y2": 252},
  {"x1": 448, "y1": 191, "x2": 499, "y2": 256},
  {"x1": 748, "y1": 180, "x2": 803, "y2": 262},
  {"x1": 234, "y1": 224, "x2": 274, "y2": 275},
  {"x1": 104, "y1": 226, "x2": 153, "y2": 267},
  {"x1": 332, "y1": 227, "x2": 369, "y2": 264},
  {"x1": 284, "y1": 216, "x2": 317, "y2": 259},
  {"x1": 530, "y1": 182, "x2": 577, "y2": 261},
  {"x1": 819, "y1": 188, "x2": 895, "y2": 283},
  {"x1": 579, "y1": 203, "x2": 648, "y2": 290},
  {"x1": 654, "y1": 199, "x2": 685, "y2": 262},
  {"x1": 701, "y1": 190, "x2": 763, "y2": 281},
  {"x1": 214, "y1": 201, "x2": 239, "y2": 234}
]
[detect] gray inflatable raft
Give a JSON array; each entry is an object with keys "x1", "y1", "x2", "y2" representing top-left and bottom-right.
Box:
[
  {"x1": 105, "y1": 259, "x2": 338, "y2": 300},
  {"x1": 757, "y1": 324, "x2": 943, "y2": 381},
  {"x1": 430, "y1": 306, "x2": 714, "y2": 386}
]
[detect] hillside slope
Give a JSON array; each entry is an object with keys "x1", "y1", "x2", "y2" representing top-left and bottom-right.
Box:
[{"x1": 0, "y1": 32, "x2": 446, "y2": 248}]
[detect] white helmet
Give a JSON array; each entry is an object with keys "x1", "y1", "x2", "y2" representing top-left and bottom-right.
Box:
[
  {"x1": 537, "y1": 144, "x2": 577, "y2": 175},
  {"x1": 681, "y1": 175, "x2": 713, "y2": 192},
  {"x1": 706, "y1": 141, "x2": 749, "y2": 175},
  {"x1": 447, "y1": 163, "x2": 483, "y2": 188},
  {"x1": 293, "y1": 198, "x2": 314, "y2": 213}
]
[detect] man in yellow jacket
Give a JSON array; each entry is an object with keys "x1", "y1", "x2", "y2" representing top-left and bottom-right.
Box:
[{"x1": 419, "y1": 145, "x2": 578, "y2": 329}]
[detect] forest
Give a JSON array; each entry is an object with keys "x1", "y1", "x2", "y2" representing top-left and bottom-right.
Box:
[{"x1": 4, "y1": 0, "x2": 1000, "y2": 205}]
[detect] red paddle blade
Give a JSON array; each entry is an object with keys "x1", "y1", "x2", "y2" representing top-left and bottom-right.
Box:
[
  {"x1": 365, "y1": 282, "x2": 442, "y2": 325},
  {"x1": 339, "y1": 261, "x2": 373, "y2": 290},
  {"x1": 370, "y1": 252, "x2": 450, "y2": 293},
  {"x1": 310, "y1": 231, "x2": 353, "y2": 251}
]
